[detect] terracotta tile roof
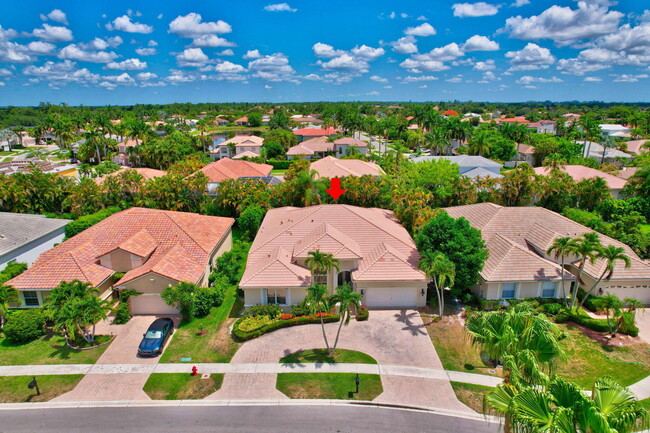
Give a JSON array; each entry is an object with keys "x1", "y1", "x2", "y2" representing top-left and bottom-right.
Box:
[
  {"x1": 625, "y1": 140, "x2": 648, "y2": 155},
  {"x1": 235, "y1": 116, "x2": 248, "y2": 123},
  {"x1": 333, "y1": 137, "x2": 369, "y2": 147},
  {"x1": 220, "y1": 135, "x2": 263, "y2": 147},
  {"x1": 232, "y1": 150, "x2": 261, "y2": 159},
  {"x1": 444, "y1": 203, "x2": 650, "y2": 282},
  {"x1": 286, "y1": 138, "x2": 334, "y2": 156},
  {"x1": 293, "y1": 127, "x2": 337, "y2": 136},
  {"x1": 8, "y1": 208, "x2": 234, "y2": 289},
  {"x1": 534, "y1": 165, "x2": 627, "y2": 190},
  {"x1": 518, "y1": 143, "x2": 536, "y2": 154},
  {"x1": 198, "y1": 158, "x2": 272, "y2": 182},
  {"x1": 240, "y1": 205, "x2": 425, "y2": 288},
  {"x1": 310, "y1": 156, "x2": 385, "y2": 178},
  {"x1": 95, "y1": 168, "x2": 167, "y2": 184}
]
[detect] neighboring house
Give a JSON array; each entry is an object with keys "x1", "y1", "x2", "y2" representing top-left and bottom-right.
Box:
[
  {"x1": 94, "y1": 167, "x2": 167, "y2": 184},
  {"x1": 7, "y1": 208, "x2": 234, "y2": 313},
  {"x1": 240, "y1": 204, "x2": 427, "y2": 309},
  {"x1": 527, "y1": 120, "x2": 556, "y2": 135},
  {"x1": 444, "y1": 203, "x2": 650, "y2": 303},
  {"x1": 0, "y1": 159, "x2": 78, "y2": 178},
  {"x1": 310, "y1": 156, "x2": 385, "y2": 179},
  {"x1": 411, "y1": 155, "x2": 503, "y2": 179},
  {"x1": 0, "y1": 213, "x2": 71, "y2": 271},
  {"x1": 616, "y1": 167, "x2": 639, "y2": 180},
  {"x1": 198, "y1": 158, "x2": 273, "y2": 194},
  {"x1": 495, "y1": 117, "x2": 530, "y2": 124},
  {"x1": 333, "y1": 137, "x2": 369, "y2": 157},
  {"x1": 214, "y1": 117, "x2": 229, "y2": 127},
  {"x1": 113, "y1": 139, "x2": 141, "y2": 166},
  {"x1": 600, "y1": 124, "x2": 631, "y2": 137},
  {"x1": 580, "y1": 141, "x2": 632, "y2": 162},
  {"x1": 234, "y1": 116, "x2": 249, "y2": 126},
  {"x1": 286, "y1": 137, "x2": 335, "y2": 160},
  {"x1": 625, "y1": 140, "x2": 648, "y2": 155},
  {"x1": 533, "y1": 165, "x2": 628, "y2": 199},
  {"x1": 293, "y1": 127, "x2": 338, "y2": 143},
  {"x1": 210, "y1": 135, "x2": 264, "y2": 160},
  {"x1": 232, "y1": 150, "x2": 262, "y2": 160}
]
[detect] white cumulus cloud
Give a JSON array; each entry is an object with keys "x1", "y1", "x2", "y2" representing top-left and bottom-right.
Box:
[
  {"x1": 176, "y1": 48, "x2": 209, "y2": 67},
  {"x1": 168, "y1": 13, "x2": 231, "y2": 38},
  {"x1": 462, "y1": 35, "x2": 499, "y2": 51},
  {"x1": 505, "y1": 43, "x2": 555, "y2": 71},
  {"x1": 105, "y1": 58, "x2": 147, "y2": 70},
  {"x1": 32, "y1": 24, "x2": 73, "y2": 42},
  {"x1": 106, "y1": 15, "x2": 154, "y2": 33},
  {"x1": 404, "y1": 23, "x2": 436, "y2": 37},
  {"x1": 264, "y1": 3, "x2": 297, "y2": 12},
  {"x1": 40, "y1": 9, "x2": 68, "y2": 25},
  {"x1": 452, "y1": 2, "x2": 500, "y2": 18}
]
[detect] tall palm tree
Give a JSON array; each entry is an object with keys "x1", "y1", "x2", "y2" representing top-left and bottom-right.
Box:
[
  {"x1": 305, "y1": 284, "x2": 333, "y2": 352},
  {"x1": 467, "y1": 130, "x2": 490, "y2": 157},
  {"x1": 419, "y1": 252, "x2": 455, "y2": 317},
  {"x1": 0, "y1": 284, "x2": 19, "y2": 329},
  {"x1": 304, "y1": 249, "x2": 340, "y2": 288},
  {"x1": 578, "y1": 245, "x2": 631, "y2": 310},
  {"x1": 329, "y1": 283, "x2": 362, "y2": 354},
  {"x1": 295, "y1": 169, "x2": 323, "y2": 206},
  {"x1": 547, "y1": 237, "x2": 576, "y2": 307},
  {"x1": 568, "y1": 232, "x2": 603, "y2": 310}
]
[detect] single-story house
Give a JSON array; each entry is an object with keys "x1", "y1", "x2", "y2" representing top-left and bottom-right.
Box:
[
  {"x1": 0, "y1": 212, "x2": 71, "y2": 271},
  {"x1": 495, "y1": 117, "x2": 530, "y2": 124},
  {"x1": 214, "y1": 117, "x2": 229, "y2": 127},
  {"x1": 293, "y1": 127, "x2": 338, "y2": 143},
  {"x1": 600, "y1": 124, "x2": 631, "y2": 137},
  {"x1": 234, "y1": 116, "x2": 249, "y2": 126},
  {"x1": 625, "y1": 140, "x2": 648, "y2": 156},
  {"x1": 513, "y1": 143, "x2": 536, "y2": 166},
  {"x1": 444, "y1": 203, "x2": 650, "y2": 303},
  {"x1": 0, "y1": 159, "x2": 78, "y2": 178},
  {"x1": 533, "y1": 165, "x2": 628, "y2": 199},
  {"x1": 240, "y1": 204, "x2": 428, "y2": 309},
  {"x1": 310, "y1": 156, "x2": 385, "y2": 179},
  {"x1": 333, "y1": 137, "x2": 369, "y2": 157},
  {"x1": 197, "y1": 158, "x2": 273, "y2": 194},
  {"x1": 579, "y1": 141, "x2": 632, "y2": 162},
  {"x1": 410, "y1": 155, "x2": 503, "y2": 179},
  {"x1": 286, "y1": 137, "x2": 334, "y2": 160},
  {"x1": 7, "y1": 208, "x2": 234, "y2": 313},
  {"x1": 210, "y1": 135, "x2": 264, "y2": 160},
  {"x1": 526, "y1": 120, "x2": 557, "y2": 135},
  {"x1": 94, "y1": 167, "x2": 167, "y2": 184},
  {"x1": 232, "y1": 150, "x2": 262, "y2": 160}
]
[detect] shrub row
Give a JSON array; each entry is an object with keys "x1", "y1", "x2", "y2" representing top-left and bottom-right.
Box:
[
  {"x1": 267, "y1": 159, "x2": 291, "y2": 170},
  {"x1": 4, "y1": 309, "x2": 46, "y2": 343},
  {"x1": 555, "y1": 310, "x2": 639, "y2": 337},
  {"x1": 233, "y1": 314, "x2": 340, "y2": 341},
  {"x1": 0, "y1": 262, "x2": 27, "y2": 285},
  {"x1": 65, "y1": 206, "x2": 121, "y2": 238}
]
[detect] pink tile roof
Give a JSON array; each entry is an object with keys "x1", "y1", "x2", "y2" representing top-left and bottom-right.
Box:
[
  {"x1": 534, "y1": 165, "x2": 627, "y2": 190},
  {"x1": 232, "y1": 150, "x2": 261, "y2": 159},
  {"x1": 240, "y1": 205, "x2": 425, "y2": 288},
  {"x1": 286, "y1": 138, "x2": 334, "y2": 155},
  {"x1": 310, "y1": 156, "x2": 385, "y2": 178},
  {"x1": 119, "y1": 139, "x2": 142, "y2": 148},
  {"x1": 198, "y1": 158, "x2": 273, "y2": 182},
  {"x1": 518, "y1": 143, "x2": 536, "y2": 155},
  {"x1": 293, "y1": 127, "x2": 337, "y2": 136},
  {"x1": 94, "y1": 168, "x2": 167, "y2": 184},
  {"x1": 8, "y1": 208, "x2": 234, "y2": 290},
  {"x1": 444, "y1": 203, "x2": 650, "y2": 282},
  {"x1": 626, "y1": 140, "x2": 648, "y2": 155},
  {"x1": 333, "y1": 137, "x2": 369, "y2": 147},
  {"x1": 616, "y1": 167, "x2": 639, "y2": 180},
  {"x1": 220, "y1": 135, "x2": 264, "y2": 147}
]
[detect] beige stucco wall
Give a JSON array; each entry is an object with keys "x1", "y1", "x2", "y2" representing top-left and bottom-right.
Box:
[
  {"x1": 578, "y1": 273, "x2": 650, "y2": 304},
  {"x1": 476, "y1": 280, "x2": 563, "y2": 300},
  {"x1": 98, "y1": 249, "x2": 143, "y2": 272},
  {"x1": 121, "y1": 273, "x2": 179, "y2": 294}
]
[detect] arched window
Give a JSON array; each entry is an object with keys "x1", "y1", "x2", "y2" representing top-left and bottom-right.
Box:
[{"x1": 337, "y1": 271, "x2": 352, "y2": 286}]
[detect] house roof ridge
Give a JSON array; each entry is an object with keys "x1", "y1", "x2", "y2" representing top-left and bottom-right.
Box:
[
  {"x1": 250, "y1": 206, "x2": 324, "y2": 254},
  {"x1": 342, "y1": 205, "x2": 416, "y2": 250}
]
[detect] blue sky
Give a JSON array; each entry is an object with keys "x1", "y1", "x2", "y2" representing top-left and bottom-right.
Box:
[{"x1": 1, "y1": 0, "x2": 650, "y2": 105}]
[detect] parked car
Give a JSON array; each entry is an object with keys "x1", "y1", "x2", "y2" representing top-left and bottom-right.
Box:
[{"x1": 137, "y1": 318, "x2": 174, "y2": 357}]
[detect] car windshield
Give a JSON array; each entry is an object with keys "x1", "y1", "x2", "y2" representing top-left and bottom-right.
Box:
[{"x1": 145, "y1": 330, "x2": 162, "y2": 339}]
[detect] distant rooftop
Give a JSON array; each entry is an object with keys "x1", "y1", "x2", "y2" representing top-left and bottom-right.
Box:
[{"x1": 0, "y1": 213, "x2": 71, "y2": 257}]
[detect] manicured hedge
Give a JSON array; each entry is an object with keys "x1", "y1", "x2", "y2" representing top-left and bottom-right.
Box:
[
  {"x1": 65, "y1": 207, "x2": 121, "y2": 238},
  {"x1": 233, "y1": 314, "x2": 340, "y2": 341},
  {"x1": 555, "y1": 310, "x2": 639, "y2": 337},
  {"x1": 356, "y1": 306, "x2": 369, "y2": 321},
  {"x1": 267, "y1": 159, "x2": 291, "y2": 170},
  {"x1": 4, "y1": 309, "x2": 46, "y2": 343}
]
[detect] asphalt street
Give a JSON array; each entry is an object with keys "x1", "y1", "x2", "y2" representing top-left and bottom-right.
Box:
[{"x1": 0, "y1": 405, "x2": 501, "y2": 433}]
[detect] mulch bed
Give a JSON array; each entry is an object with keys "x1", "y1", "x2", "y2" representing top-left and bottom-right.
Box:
[{"x1": 568, "y1": 321, "x2": 642, "y2": 347}]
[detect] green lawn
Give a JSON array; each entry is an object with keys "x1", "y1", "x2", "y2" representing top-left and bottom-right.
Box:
[
  {"x1": 280, "y1": 349, "x2": 377, "y2": 364},
  {"x1": 276, "y1": 373, "x2": 383, "y2": 400},
  {"x1": 640, "y1": 224, "x2": 650, "y2": 235},
  {"x1": 450, "y1": 382, "x2": 494, "y2": 414},
  {"x1": 143, "y1": 373, "x2": 223, "y2": 400},
  {"x1": 640, "y1": 398, "x2": 650, "y2": 411},
  {"x1": 0, "y1": 375, "x2": 83, "y2": 402},
  {"x1": 0, "y1": 334, "x2": 112, "y2": 365},
  {"x1": 271, "y1": 169, "x2": 287, "y2": 175},
  {"x1": 159, "y1": 286, "x2": 243, "y2": 363},
  {"x1": 555, "y1": 323, "x2": 650, "y2": 388}
]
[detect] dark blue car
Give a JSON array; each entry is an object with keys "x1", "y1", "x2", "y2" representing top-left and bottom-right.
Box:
[{"x1": 138, "y1": 318, "x2": 174, "y2": 357}]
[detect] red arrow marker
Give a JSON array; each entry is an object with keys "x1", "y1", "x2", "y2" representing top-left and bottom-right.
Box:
[{"x1": 326, "y1": 178, "x2": 346, "y2": 200}]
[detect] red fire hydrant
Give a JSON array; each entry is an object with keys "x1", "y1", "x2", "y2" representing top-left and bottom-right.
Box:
[{"x1": 191, "y1": 366, "x2": 198, "y2": 376}]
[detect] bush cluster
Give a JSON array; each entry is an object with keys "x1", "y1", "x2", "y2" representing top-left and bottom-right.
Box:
[
  {"x1": 65, "y1": 206, "x2": 121, "y2": 238},
  {"x1": 267, "y1": 159, "x2": 291, "y2": 170},
  {"x1": 4, "y1": 309, "x2": 46, "y2": 343},
  {"x1": 233, "y1": 313, "x2": 339, "y2": 341},
  {"x1": 194, "y1": 285, "x2": 227, "y2": 317},
  {"x1": 555, "y1": 310, "x2": 639, "y2": 337},
  {"x1": 356, "y1": 305, "x2": 369, "y2": 321},
  {"x1": 0, "y1": 262, "x2": 27, "y2": 285}
]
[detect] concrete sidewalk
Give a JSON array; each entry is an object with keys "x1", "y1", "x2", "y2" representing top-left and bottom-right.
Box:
[{"x1": 0, "y1": 362, "x2": 503, "y2": 388}]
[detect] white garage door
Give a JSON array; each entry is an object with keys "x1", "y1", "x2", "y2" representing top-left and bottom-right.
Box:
[
  {"x1": 130, "y1": 294, "x2": 179, "y2": 315},
  {"x1": 365, "y1": 288, "x2": 418, "y2": 308}
]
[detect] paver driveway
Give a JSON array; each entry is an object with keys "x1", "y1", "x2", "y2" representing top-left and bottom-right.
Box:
[
  {"x1": 52, "y1": 315, "x2": 179, "y2": 402},
  {"x1": 209, "y1": 309, "x2": 469, "y2": 411}
]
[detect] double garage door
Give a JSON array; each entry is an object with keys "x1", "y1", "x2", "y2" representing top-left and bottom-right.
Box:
[
  {"x1": 364, "y1": 287, "x2": 418, "y2": 308},
  {"x1": 130, "y1": 294, "x2": 179, "y2": 315}
]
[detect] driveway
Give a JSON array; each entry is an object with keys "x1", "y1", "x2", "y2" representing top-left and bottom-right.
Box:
[
  {"x1": 210, "y1": 310, "x2": 469, "y2": 411},
  {"x1": 52, "y1": 316, "x2": 179, "y2": 402}
]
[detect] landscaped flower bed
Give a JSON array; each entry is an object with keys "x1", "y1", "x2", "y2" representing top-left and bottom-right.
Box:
[
  {"x1": 233, "y1": 312, "x2": 340, "y2": 341},
  {"x1": 356, "y1": 305, "x2": 369, "y2": 321}
]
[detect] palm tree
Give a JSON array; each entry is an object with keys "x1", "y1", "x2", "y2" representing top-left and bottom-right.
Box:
[
  {"x1": 295, "y1": 169, "x2": 323, "y2": 206},
  {"x1": 304, "y1": 249, "x2": 340, "y2": 288},
  {"x1": 329, "y1": 283, "x2": 362, "y2": 354},
  {"x1": 161, "y1": 281, "x2": 197, "y2": 322},
  {"x1": 419, "y1": 252, "x2": 455, "y2": 318},
  {"x1": 568, "y1": 232, "x2": 603, "y2": 310},
  {"x1": 305, "y1": 284, "x2": 333, "y2": 352},
  {"x1": 546, "y1": 237, "x2": 576, "y2": 307},
  {"x1": 0, "y1": 284, "x2": 19, "y2": 329},
  {"x1": 486, "y1": 376, "x2": 648, "y2": 433},
  {"x1": 578, "y1": 245, "x2": 631, "y2": 310}
]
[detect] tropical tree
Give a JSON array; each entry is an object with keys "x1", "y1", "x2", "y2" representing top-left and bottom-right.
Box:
[
  {"x1": 419, "y1": 251, "x2": 455, "y2": 317},
  {"x1": 546, "y1": 237, "x2": 576, "y2": 306},
  {"x1": 304, "y1": 249, "x2": 340, "y2": 287},
  {"x1": 592, "y1": 293, "x2": 623, "y2": 334},
  {"x1": 568, "y1": 232, "x2": 603, "y2": 309},
  {"x1": 161, "y1": 282, "x2": 198, "y2": 322},
  {"x1": 328, "y1": 283, "x2": 362, "y2": 353},
  {"x1": 0, "y1": 284, "x2": 19, "y2": 329},
  {"x1": 578, "y1": 245, "x2": 631, "y2": 310},
  {"x1": 304, "y1": 284, "x2": 333, "y2": 352}
]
